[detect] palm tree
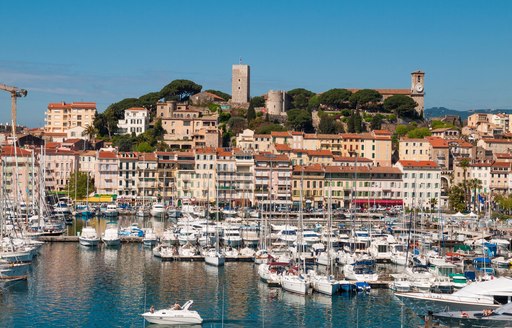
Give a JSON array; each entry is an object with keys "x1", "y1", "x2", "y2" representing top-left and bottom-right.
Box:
[
  {"x1": 83, "y1": 124, "x2": 97, "y2": 141},
  {"x1": 468, "y1": 178, "x2": 483, "y2": 214},
  {"x1": 459, "y1": 158, "x2": 470, "y2": 210}
]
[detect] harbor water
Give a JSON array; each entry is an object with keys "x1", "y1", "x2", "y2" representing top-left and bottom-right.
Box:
[{"x1": 0, "y1": 242, "x2": 422, "y2": 327}]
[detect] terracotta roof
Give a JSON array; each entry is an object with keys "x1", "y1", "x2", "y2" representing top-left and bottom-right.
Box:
[
  {"x1": 45, "y1": 148, "x2": 77, "y2": 155},
  {"x1": 291, "y1": 132, "x2": 303, "y2": 136},
  {"x1": 426, "y1": 137, "x2": 449, "y2": 148},
  {"x1": 270, "y1": 131, "x2": 292, "y2": 138},
  {"x1": 63, "y1": 138, "x2": 82, "y2": 144},
  {"x1": 495, "y1": 153, "x2": 512, "y2": 159},
  {"x1": 400, "y1": 137, "x2": 428, "y2": 142},
  {"x1": 306, "y1": 149, "x2": 333, "y2": 157},
  {"x1": 202, "y1": 92, "x2": 226, "y2": 101},
  {"x1": 195, "y1": 147, "x2": 217, "y2": 155},
  {"x1": 48, "y1": 102, "x2": 96, "y2": 110},
  {"x1": 138, "y1": 153, "x2": 157, "y2": 161},
  {"x1": 254, "y1": 153, "x2": 290, "y2": 162},
  {"x1": 98, "y1": 151, "x2": 117, "y2": 160},
  {"x1": 469, "y1": 162, "x2": 493, "y2": 168},
  {"x1": 1, "y1": 146, "x2": 32, "y2": 157},
  {"x1": 44, "y1": 132, "x2": 68, "y2": 137},
  {"x1": 340, "y1": 133, "x2": 362, "y2": 140},
  {"x1": 449, "y1": 139, "x2": 472, "y2": 148},
  {"x1": 398, "y1": 160, "x2": 439, "y2": 168},
  {"x1": 482, "y1": 139, "x2": 512, "y2": 144},
  {"x1": 45, "y1": 142, "x2": 61, "y2": 149},
  {"x1": 491, "y1": 162, "x2": 511, "y2": 168},
  {"x1": 79, "y1": 150, "x2": 96, "y2": 157},
  {"x1": 325, "y1": 165, "x2": 401, "y2": 174},
  {"x1": 293, "y1": 164, "x2": 324, "y2": 173},
  {"x1": 117, "y1": 152, "x2": 139, "y2": 159},
  {"x1": 372, "y1": 130, "x2": 392, "y2": 136},
  {"x1": 274, "y1": 144, "x2": 292, "y2": 151}
]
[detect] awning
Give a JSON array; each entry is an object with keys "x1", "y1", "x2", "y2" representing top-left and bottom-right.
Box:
[{"x1": 351, "y1": 199, "x2": 403, "y2": 205}]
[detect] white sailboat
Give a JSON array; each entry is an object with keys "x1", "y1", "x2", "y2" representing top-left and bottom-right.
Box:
[
  {"x1": 205, "y1": 182, "x2": 225, "y2": 267},
  {"x1": 281, "y1": 168, "x2": 310, "y2": 295}
]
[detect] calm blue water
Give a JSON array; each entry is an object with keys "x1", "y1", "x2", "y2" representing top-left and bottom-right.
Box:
[{"x1": 0, "y1": 243, "x2": 422, "y2": 327}]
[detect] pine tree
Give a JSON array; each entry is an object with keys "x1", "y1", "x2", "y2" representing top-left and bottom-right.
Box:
[{"x1": 247, "y1": 103, "x2": 256, "y2": 122}]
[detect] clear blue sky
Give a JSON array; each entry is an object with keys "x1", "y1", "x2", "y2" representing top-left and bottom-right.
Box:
[{"x1": 0, "y1": 0, "x2": 511, "y2": 127}]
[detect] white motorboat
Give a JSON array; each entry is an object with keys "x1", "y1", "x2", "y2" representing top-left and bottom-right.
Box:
[
  {"x1": 204, "y1": 248, "x2": 225, "y2": 267},
  {"x1": 433, "y1": 301, "x2": 512, "y2": 327},
  {"x1": 395, "y1": 277, "x2": 512, "y2": 316},
  {"x1": 79, "y1": 227, "x2": 100, "y2": 247},
  {"x1": 102, "y1": 224, "x2": 121, "y2": 246},
  {"x1": 143, "y1": 229, "x2": 158, "y2": 247},
  {"x1": 141, "y1": 300, "x2": 203, "y2": 325},
  {"x1": 254, "y1": 249, "x2": 270, "y2": 264},
  {"x1": 221, "y1": 227, "x2": 242, "y2": 248},
  {"x1": 343, "y1": 260, "x2": 379, "y2": 282},
  {"x1": 150, "y1": 203, "x2": 167, "y2": 218},
  {"x1": 104, "y1": 204, "x2": 119, "y2": 217}
]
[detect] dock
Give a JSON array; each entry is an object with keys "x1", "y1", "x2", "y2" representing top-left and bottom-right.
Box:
[{"x1": 37, "y1": 236, "x2": 143, "y2": 243}]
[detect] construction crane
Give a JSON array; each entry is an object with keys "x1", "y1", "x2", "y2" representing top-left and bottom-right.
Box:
[{"x1": 0, "y1": 83, "x2": 28, "y2": 141}]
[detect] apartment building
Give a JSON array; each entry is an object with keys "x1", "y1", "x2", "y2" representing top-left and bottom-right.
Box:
[
  {"x1": 399, "y1": 138, "x2": 431, "y2": 161},
  {"x1": 78, "y1": 150, "x2": 96, "y2": 177},
  {"x1": 254, "y1": 153, "x2": 292, "y2": 210},
  {"x1": 117, "y1": 152, "x2": 139, "y2": 198},
  {"x1": 155, "y1": 152, "x2": 177, "y2": 204},
  {"x1": 194, "y1": 147, "x2": 217, "y2": 202},
  {"x1": 175, "y1": 152, "x2": 195, "y2": 201},
  {"x1": 45, "y1": 102, "x2": 96, "y2": 133},
  {"x1": 136, "y1": 153, "x2": 158, "y2": 201},
  {"x1": 43, "y1": 148, "x2": 78, "y2": 192},
  {"x1": 95, "y1": 151, "x2": 119, "y2": 195},
  {"x1": 0, "y1": 146, "x2": 37, "y2": 202},
  {"x1": 395, "y1": 160, "x2": 442, "y2": 209},
  {"x1": 117, "y1": 107, "x2": 149, "y2": 136},
  {"x1": 161, "y1": 110, "x2": 219, "y2": 149}
]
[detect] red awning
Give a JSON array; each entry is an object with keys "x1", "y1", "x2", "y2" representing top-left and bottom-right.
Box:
[{"x1": 351, "y1": 199, "x2": 403, "y2": 205}]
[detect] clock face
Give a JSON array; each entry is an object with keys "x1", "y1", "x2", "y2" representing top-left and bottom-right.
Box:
[{"x1": 415, "y1": 84, "x2": 423, "y2": 92}]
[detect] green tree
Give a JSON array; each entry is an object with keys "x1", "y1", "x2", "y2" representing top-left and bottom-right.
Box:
[
  {"x1": 429, "y1": 198, "x2": 438, "y2": 211},
  {"x1": 227, "y1": 116, "x2": 247, "y2": 135},
  {"x1": 406, "y1": 127, "x2": 431, "y2": 138},
  {"x1": 431, "y1": 120, "x2": 456, "y2": 130},
  {"x1": 247, "y1": 103, "x2": 256, "y2": 122},
  {"x1": 250, "y1": 96, "x2": 265, "y2": 108},
  {"x1": 160, "y1": 79, "x2": 202, "y2": 101},
  {"x1": 204, "y1": 89, "x2": 231, "y2": 101},
  {"x1": 318, "y1": 89, "x2": 352, "y2": 109},
  {"x1": 383, "y1": 95, "x2": 418, "y2": 118},
  {"x1": 287, "y1": 109, "x2": 313, "y2": 132},
  {"x1": 448, "y1": 183, "x2": 466, "y2": 212},
  {"x1": 467, "y1": 178, "x2": 482, "y2": 213},
  {"x1": 349, "y1": 89, "x2": 382, "y2": 110},
  {"x1": 370, "y1": 114, "x2": 384, "y2": 130},
  {"x1": 83, "y1": 124, "x2": 97, "y2": 141},
  {"x1": 255, "y1": 123, "x2": 286, "y2": 134},
  {"x1": 307, "y1": 95, "x2": 321, "y2": 111},
  {"x1": 287, "y1": 88, "x2": 315, "y2": 110},
  {"x1": 113, "y1": 134, "x2": 134, "y2": 152},
  {"x1": 135, "y1": 142, "x2": 154, "y2": 153},
  {"x1": 318, "y1": 116, "x2": 337, "y2": 134},
  {"x1": 66, "y1": 172, "x2": 94, "y2": 200}
]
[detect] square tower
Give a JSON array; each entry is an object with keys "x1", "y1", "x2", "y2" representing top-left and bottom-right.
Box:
[
  {"x1": 232, "y1": 64, "x2": 250, "y2": 104},
  {"x1": 410, "y1": 70, "x2": 425, "y2": 117}
]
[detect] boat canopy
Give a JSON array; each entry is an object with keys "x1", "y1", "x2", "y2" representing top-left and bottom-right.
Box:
[
  {"x1": 495, "y1": 301, "x2": 512, "y2": 315},
  {"x1": 453, "y1": 277, "x2": 512, "y2": 298}
]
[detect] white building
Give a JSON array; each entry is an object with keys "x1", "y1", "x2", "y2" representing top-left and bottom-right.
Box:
[
  {"x1": 395, "y1": 160, "x2": 442, "y2": 210},
  {"x1": 117, "y1": 107, "x2": 149, "y2": 136}
]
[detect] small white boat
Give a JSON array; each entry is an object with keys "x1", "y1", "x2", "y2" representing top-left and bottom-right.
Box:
[
  {"x1": 143, "y1": 229, "x2": 158, "y2": 247},
  {"x1": 141, "y1": 300, "x2": 203, "y2": 325},
  {"x1": 310, "y1": 271, "x2": 340, "y2": 296},
  {"x1": 79, "y1": 227, "x2": 100, "y2": 247},
  {"x1": 102, "y1": 224, "x2": 121, "y2": 247},
  {"x1": 281, "y1": 272, "x2": 310, "y2": 295},
  {"x1": 104, "y1": 204, "x2": 119, "y2": 217},
  {"x1": 204, "y1": 248, "x2": 225, "y2": 267},
  {"x1": 150, "y1": 203, "x2": 167, "y2": 218}
]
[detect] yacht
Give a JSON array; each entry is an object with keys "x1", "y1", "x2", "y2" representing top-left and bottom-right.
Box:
[
  {"x1": 302, "y1": 230, "x2": 321, "y2": 246},
  {"x1": 79, "y1": 227, "x2": 100, "y2": 247},
  {"x1": 150, "y1": 203, "x2": 167, "y2": 218},
  {"x1": 102, "y1": 224, "x2": 121, "y2": 246},
  {"x1": 221, "y1": 226, "x2": 242, "y2": 248},
  {"x1": 395, "y1": 277, "x2": 512, "y2": 316},
  {"x1": 433, "y1": 301, "x2": 512, "y2": 327},
  {"x1": 104, "y1": 204, "x2": 119, "y2": 218},
  {"x1": 204, "y1": 248, "x2": 225, "y2": 267},
  {"x1": 343, "y1": 260, "x2": 379, "y2": 282},
  {"x1": 141, "y1": 300, "x2": 203, "y2": 325},
  {"x1": 310, "y1": 271, "x2": 340, "y2": 296},
  {"x1": 281, "y1": 271, "x2": 310, "y2": 295},
  {"x1": 276, "y1": 228, "x2": 297, "y2": 244}
]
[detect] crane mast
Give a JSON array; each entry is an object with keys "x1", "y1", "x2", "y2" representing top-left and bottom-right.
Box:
[{"x1": 0, "y1": 83, "x2": 28, "y2": 142}]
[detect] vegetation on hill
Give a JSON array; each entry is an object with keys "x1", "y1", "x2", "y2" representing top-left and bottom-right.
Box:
[{"x1": 204, "y1": 89, "x2": 231, "y2": 101}]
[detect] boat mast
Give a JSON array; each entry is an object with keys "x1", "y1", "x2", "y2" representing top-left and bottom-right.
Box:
[{"x1": 299, "y1": 167, "x2": 305, "y2": 271}]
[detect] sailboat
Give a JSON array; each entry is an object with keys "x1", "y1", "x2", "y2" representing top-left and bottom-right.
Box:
[
  {"x1": 311, "y1": 179, "x2": 341, "y2": 296},
  {"x1": 137, "y1": 160, "x2": 150, "y2": 218},
  {"x1": 281, "y1": 168, "x2": 310, "y2": 295},
  {"x1": 205, "y1": 179, "x2": 225, "y2": 267}
]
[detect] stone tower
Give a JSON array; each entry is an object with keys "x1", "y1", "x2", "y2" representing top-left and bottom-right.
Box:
[
  {"x1": 232, "y1": 64, "x2": 250, "y2": 104},
  {"x1": 410, "y1": 70, "x2": 425, "y2": 117},
  {"x1": 266, "y1": 90, "x2": 286, "y2": 116}
]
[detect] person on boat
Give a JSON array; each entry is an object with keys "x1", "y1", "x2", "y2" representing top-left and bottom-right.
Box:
[
  {"x1": 173, "y1": 301, "x2": 181, "y2": 310},
  {"x1": 483, "y1": 309, "x2": 493, "y2": 317},
  {"x1": 149, "y1": 306, "x2": 155, "y2": 314}
]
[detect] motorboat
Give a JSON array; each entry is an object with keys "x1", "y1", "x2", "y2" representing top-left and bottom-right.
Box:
[
  {"x1": 104, "y1": 204, "x2": 119, "y2": 217},
  {"x1": 150, "y1": 203, "x2": 167, "y2": 218},
  {"x1": 141, "y1": 300, "x2": 203, "y2": 325},
  {"x1": 395, "y1": 277, "x2": 512, "y2": 316},
  {"x1": 433, "y1": 301, "x2": 512, "y2": 327},
  {"x1": 254, "y1": 249, "x2": 270, "y2": 264},
  {"x1": 143, "y1": 229, "x2": 158, "y2": 247},
  {"x1": 102, "y1": 224, "x2": 121, "y2": 247},
  {"x1": 221, "y1": 226, "x2": 242, "y2": 248},
  {"x1": 343, "y1": 260, "x2": 379, "y2": 282},
  {"x1": 79, "y1": 227, "x2": 100, "y2": 247}
]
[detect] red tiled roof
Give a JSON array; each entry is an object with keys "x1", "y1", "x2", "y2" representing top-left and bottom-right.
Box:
[
  {"x1": 195, "y1": 147, "x2": 217, "y2": 155},
  {"x1": 449, "y1": 139, "x2": 472, "y2": 148},
  {"x1": 138, "y1": 153, "x2": 157, "y2": 161},
  {"x1": 372, "y1": 130, "x2": 392, "y2": 136},
  {"x1": 126, "y1": 107, "x2": 147, "y2": 111},
  {"x1": 398, "y1": 160, "x2": 439, "y2": 168},
  {"x1": 270, "y1": 131, "x2": 292, "y2": 138},
  {"x1": 333, "y1": 156, "x2": 373, "y2": 163},
  {"x1": 1, "y1": 146, "x2": 32, "y2": 157},
  {"x1": 306, "y1": 149, "x2": 333, "y2": 157},
  {"x1": 274, "y1": 144, "x2": 292, "y2": 151},
  {"x1": 482, "y1": 139, "x2": 512, "y2": 144},
  {"x1": 63, "y1": 138, "x2": 82, "y2": 144},
  {"x1": 254, "y1": 153, "x2": 290, "y2": 162},
  {"x1": 45, "y1": 148, "x2": 77, "y2": 155},
  {"x1": 48, "y1": 102, "x2": 96, "y2": 110},
  {"x1": 293, "y1": 164, "x2": 324, "y2": 173},
  {"x1": 98, "y1": 151, "x2": 117, "y2": 159},
  {"x1": 202, "y1": 92, "x2": 225, "y2": 101},
  {"x1": 426, "y1": 137, "x2": 449, "y2": 148}
]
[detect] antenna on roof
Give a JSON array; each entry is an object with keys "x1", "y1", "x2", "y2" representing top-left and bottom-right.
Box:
[{"x1": 239, "y1": 57, "x2": 242, "y2": 64}]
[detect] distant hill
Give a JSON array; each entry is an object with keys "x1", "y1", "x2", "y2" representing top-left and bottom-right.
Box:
[{"x1": 425, "y1": 107, "x2": 512, "y2": 121}]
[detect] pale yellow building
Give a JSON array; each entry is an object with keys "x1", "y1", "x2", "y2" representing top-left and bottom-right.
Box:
[
  {"x1": 161, "y1": 110, "x2": 219, "y2": 149},
  {"x1": 44, "y1": 102, "x2": 96, "y2": 133},
  {"x1": 399, "y1": 138, "x2": 431, "y2": 161}
]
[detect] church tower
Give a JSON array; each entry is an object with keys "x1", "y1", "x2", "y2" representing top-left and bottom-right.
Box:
[
  {"x1": 410, "y1": 71, "x2": 425, "y2": 117},
  {"x1": 231, "y1": 63, "x2": 250, "y2": 105}
]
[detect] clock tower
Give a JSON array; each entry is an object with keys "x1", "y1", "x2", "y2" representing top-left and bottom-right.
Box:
[{"x1": 410, "y1": 70, "x2": 425, "y2": 117}]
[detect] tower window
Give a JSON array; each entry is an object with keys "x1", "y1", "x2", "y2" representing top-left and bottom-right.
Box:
[{"x1": 417, "y1": 76, "x2": 421, "y2": 82}]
